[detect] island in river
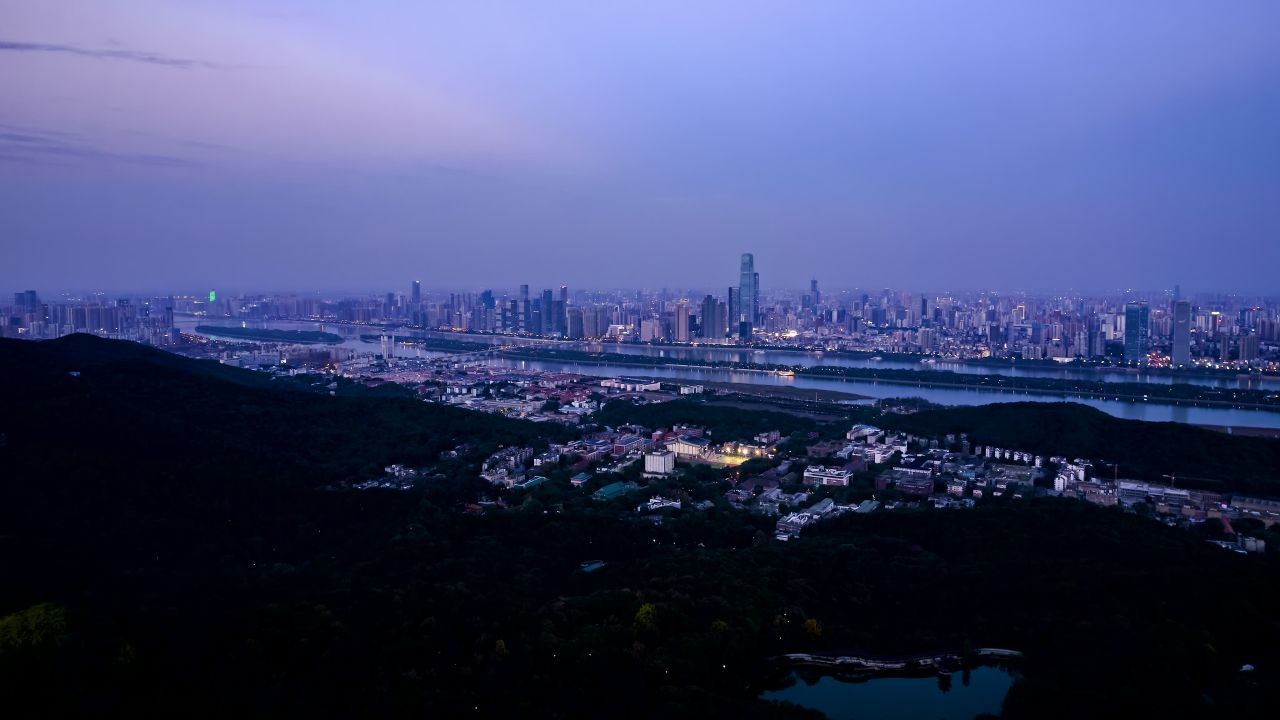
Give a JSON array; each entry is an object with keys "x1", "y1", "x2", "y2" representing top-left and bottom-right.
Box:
[{"x1": 195, "y1": 326, "x2": 342, "y2": 344}]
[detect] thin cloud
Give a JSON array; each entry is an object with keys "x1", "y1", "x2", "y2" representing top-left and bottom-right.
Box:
[
  {"x1": 0, "y1": 39, "x2": 226, "y2": 69},
  {"x1": 0, "y1": 126, "x2": 196, "y2": 167}
]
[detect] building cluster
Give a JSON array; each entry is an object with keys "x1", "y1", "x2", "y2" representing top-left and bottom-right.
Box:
[
  {"x1": 9, "y1": 262, "x2": 1278, "y2": 371},
  {"x1": 1053, "y1": 470, "x2": 1276, "y2": 550}
]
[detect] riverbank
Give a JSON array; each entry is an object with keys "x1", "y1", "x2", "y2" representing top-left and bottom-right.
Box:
[
  {"x1": 499, "y1": 348, "x2": 1280, "y2": 413},
  {"x1": 194, "y1": 326, "x2": 342, "y2": 344}
]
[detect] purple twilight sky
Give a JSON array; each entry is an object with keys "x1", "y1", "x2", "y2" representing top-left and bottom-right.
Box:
[{"x1": 2, "y1": 0, "x2": 1279, "y2": 295}]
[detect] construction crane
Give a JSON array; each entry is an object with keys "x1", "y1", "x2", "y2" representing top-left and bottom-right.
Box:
[{"x1": 1160, "y1": 473, "x2": 1224, "y2": 488}]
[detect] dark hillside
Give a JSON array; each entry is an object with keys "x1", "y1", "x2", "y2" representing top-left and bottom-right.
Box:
[{"x1": 885, "y1": 402, "x2": 1280, "y2": 494}]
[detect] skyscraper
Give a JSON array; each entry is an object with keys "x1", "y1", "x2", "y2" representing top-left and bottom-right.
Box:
[
  {"x1": 738, "y1": 253, "x2": 756, "y2": 339},
  {"x1": 1171, "y1": 300, "x2": 1191, "y2": 366},
  {"x1": 411, "y1": 280, "x2": 421, "y2": 306},
  {"x1": 727, "y1": 287, "x2": 739, "y2": 336},
  {"x1": 674, "y1": 301, "x2": 690, "y2": 343},
  {"x1": 753, "y1": 271, "x2": 760, "y2": 324},
  {"x1": 700, "y1": 294, "x2": 720, "y2": 339},
  {"x1": 519, "y1": 284, "x2": 530, "y2": 332},
  {"x1": 541, "y1": 289, "x2": 554, "y2": 335},
  {"x1": 1124, "y1": 302, "x2": 1150, "y2": 363}
]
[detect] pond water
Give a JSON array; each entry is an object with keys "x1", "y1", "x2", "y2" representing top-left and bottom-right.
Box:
[{"x1": 762, "y1": 666, "x2": 1014, "y2": 720}]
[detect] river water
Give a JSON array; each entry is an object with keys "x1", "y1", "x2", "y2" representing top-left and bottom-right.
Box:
[
  {"x1": 479, "y1": 357, "x2": 1280, "y2": 429},
  {"x1": 414, "y1": 333, "x2": 1272, "y2": 390},
  {"x1": 176, "y1": 316, "x2": 444, "y2": 359},
  {"x1": 178, "y1": 318, "x2": 1280, "y2": 429}
]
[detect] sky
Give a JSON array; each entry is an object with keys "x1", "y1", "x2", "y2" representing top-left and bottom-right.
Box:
[{"x1": 2, "y1": 0, "x2": 1279, "y2": 295}]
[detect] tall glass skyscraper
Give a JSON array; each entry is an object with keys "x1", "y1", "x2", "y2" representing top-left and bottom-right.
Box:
[
  {"x1": 738, "y1": 253, "x2": 756, "y2": 338},
  {"x1": 1124, "y1": 301, "x2": 1150, "y2": 363},
  {"x1": 1171, "y1": 300, "x2": 1191, "y2": 366}
]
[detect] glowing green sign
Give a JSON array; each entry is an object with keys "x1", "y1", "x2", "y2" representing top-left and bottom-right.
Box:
[{"x1": 209, "y1": 290, "x2": 216, "y2": 302}]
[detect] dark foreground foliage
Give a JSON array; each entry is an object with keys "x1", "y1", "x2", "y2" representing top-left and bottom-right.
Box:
[{"x1": 1, "y1": 336, "x2": 1278, "y2": 719}]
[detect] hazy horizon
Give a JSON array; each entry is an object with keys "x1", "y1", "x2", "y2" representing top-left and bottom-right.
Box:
[
  {"x1": 7, "y1": 278, "x2": 1275, "y2": 302},
  {"x1": 4, "y1": 1, "x2": 1279, "y2": 292}
]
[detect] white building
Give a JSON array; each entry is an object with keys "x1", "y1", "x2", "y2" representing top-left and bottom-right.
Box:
[
  {"x1": 667, "y1": 435, "x2": 711, "y2": 459},
  {"x1": 803, "y1": 465, "x2": 852, "y2": 486},
  {"x1": 644, "y1": 450, "x2": 676, "y2": 476}
]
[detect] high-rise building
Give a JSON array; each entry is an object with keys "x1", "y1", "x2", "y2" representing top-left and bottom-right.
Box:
[
  {"x1": 1240, "y1": 332, "x2": 1260, "y2": 363},
  {"x1": 738, "y1": 253, "x2": 756, "y2": 338},
  {"x1": 674, "y1": 301, "x2": 690, "y2": 343},
  {"x1": 1171, "y1": 301, "x2": 1191, "y2": 366},
  {"x1": 753, "y1": 271, "x2": 760, "y2": 323},
  {"x1": 541, "y1": 289, "x2": 554, "y2": 335},
  {"x1": 727, "y1": 287, "x2": 739, "y2": 336},
  {"x1": 567, "y1": 308, "x2": 584, "y2": 339},
  {"x1": 700, "y1": 294, "x2": 721, "y2": 339},
  {"x1": 411, "y1": 280, "x2": 421, "y2": 306},
  {"x1": 1124, "y1": 302, "x2": 1150, "y2": 363}
]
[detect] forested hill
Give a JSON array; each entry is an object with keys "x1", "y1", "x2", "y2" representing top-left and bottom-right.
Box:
[
  {"x1": 885, "y1": 402, "x2": 1280, "y2": 495},
  {"x1": 2, "y1": 336, "x2": 1279, "y2": 720},
  {"x1": 0, "y1": 334, "x2": 563, "y2": 491}
]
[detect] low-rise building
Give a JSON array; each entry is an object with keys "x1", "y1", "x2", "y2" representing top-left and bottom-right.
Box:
[
  {"x1": 668, "y1": 435, "x2": 711, "y2": 459},
  {"x1": 592, "y1": 481, "x2": 640, "y2": 501},
  {"x1": 803, "y1": 465, "x2": 853, "y2": 486}
]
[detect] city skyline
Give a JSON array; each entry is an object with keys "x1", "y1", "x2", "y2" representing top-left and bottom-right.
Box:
[
  {"x1": 4, "y1": 1, "x2": 1280, "y2": 291},
  {"x1": 9, "y1": 249, "x2": 1277, "y2": 373}
]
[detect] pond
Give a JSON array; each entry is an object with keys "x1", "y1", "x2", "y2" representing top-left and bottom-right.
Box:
[{"x1": 762, "y1": 666, "x2": 1015, "y2": 720}]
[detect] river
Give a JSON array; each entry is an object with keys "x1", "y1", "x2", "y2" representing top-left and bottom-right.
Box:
[
  {"x1": 175, "y1": 316, "x2": 446, "y2": 359},
  {"x1": 177, "y1": 318, "x2": 1280, "y2": 429},
  {"x1": 478, "y1": 356, "x2": 1280, "y2": 429},
  {"x1": 419, "y1": 333, "x2": 1273, "y2": 390}
]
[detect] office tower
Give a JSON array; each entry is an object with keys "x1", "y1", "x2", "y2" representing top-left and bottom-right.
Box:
[
  {"x1": 15, "y1": 290, "x2": 39, "y2": 315},
  {"x1": 1123, "y1": 302, "x2": 1150, "y2": 363},
  {"x1": 541, "y1": 289, "x2": 554, "y2": 335},
  {"x1": 752, "y1": 271, "x2": 760, "y2": 324},
  {"x1": 1171, "y1": 301, "x2": 1191, "y2": 366},
  {"x1": 567, "y1": 308, "x2": 584, "y2": 339},
  {"x1": 411, "y1": 280, "x2": 421, "y2": 305},
  {"x1": 700, "y1": 295, "x2": 720, "y2": 339},
  {"x1": 738, "y1": 253, "x2": 756, "y2": 338},
  {"x1": 727, "y1": 287, "x2": 739, "y2": 335},
  {"x1": 810, "y1": 278, "x2": 820, "y2": 307},
  {"x1": 675, "y1": 301, "x2": 690, "y2": 342},
  {"x1": 556, "y1": 285, "x2": 568, "y2": 336}
]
